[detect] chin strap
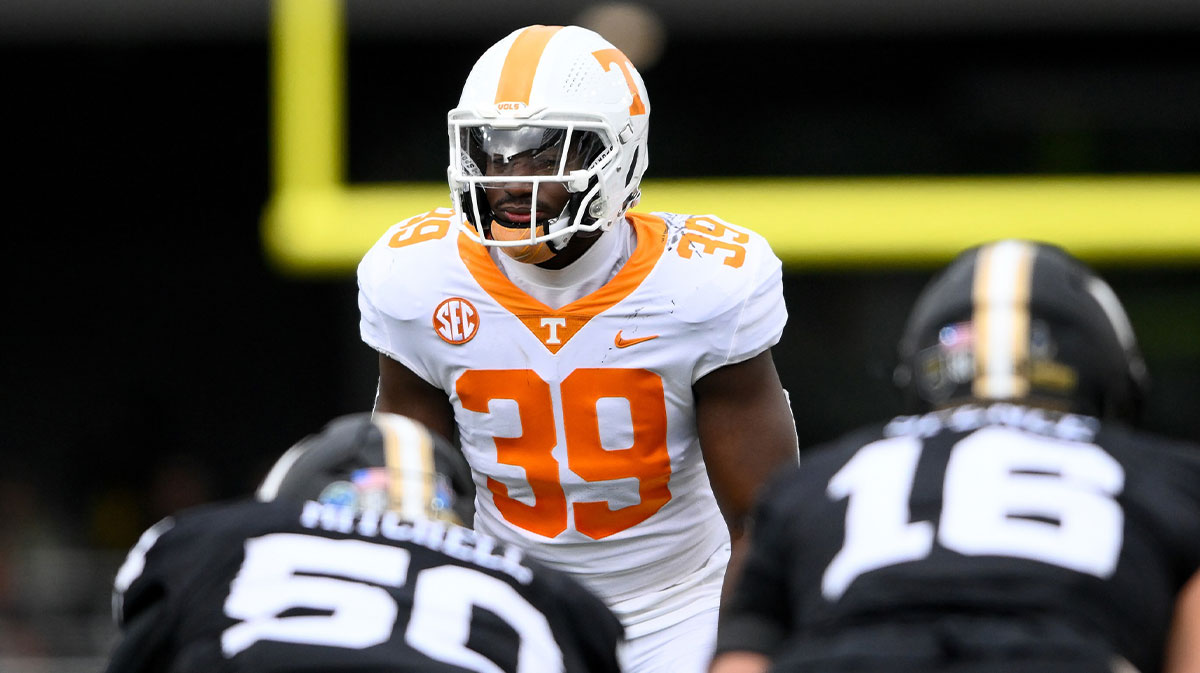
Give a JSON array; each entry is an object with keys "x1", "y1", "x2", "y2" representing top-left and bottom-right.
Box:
[
  {"x1": 543, "y1": 208, "x2": 574, "y2": 252},
  {"x1": 548, "y1": 233, "x2": 572, "y2": 252},
  {"x1": 547, "y1": 182, "x2": 609, "y2": 251}
]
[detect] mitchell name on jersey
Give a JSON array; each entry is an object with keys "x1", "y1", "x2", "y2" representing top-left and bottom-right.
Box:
[
  {"x1": 110, "y1": 500, "x2": 624, "y2": 673},
  {"x1": 358, "y1": 208, "x2": 786, "y2": 604}
]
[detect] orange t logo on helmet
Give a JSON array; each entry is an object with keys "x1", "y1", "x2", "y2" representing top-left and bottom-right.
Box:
[{"x1": 591, "y1": 48, "x2": 647, "y2": 116}]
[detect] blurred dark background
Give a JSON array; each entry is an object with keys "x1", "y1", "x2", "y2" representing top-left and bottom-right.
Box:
[{"x1": 3, "y1": 1, "x2": 1200, "y2": 668}]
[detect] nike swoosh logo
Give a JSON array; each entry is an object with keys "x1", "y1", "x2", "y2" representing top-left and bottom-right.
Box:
[{"x1": 614, "y1": 330, "x2": 659, "y2": 348}]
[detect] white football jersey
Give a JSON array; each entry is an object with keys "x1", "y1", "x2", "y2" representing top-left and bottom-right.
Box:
[{"x1": 358, "y1": 208, "x2": 787, "y2": 612}]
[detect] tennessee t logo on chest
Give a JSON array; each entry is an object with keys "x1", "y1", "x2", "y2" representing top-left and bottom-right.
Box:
[
  {"x1": 520, "y1": 314, "x2": 587, "y2": 353},
  {"x1": 518, "y1": 314, "x2": 590, "y2": 353},
  {"x1": 540, "y1": 318, "x2": 567, "y2": 345}
]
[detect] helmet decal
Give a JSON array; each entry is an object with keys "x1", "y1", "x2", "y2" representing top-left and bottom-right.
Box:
[
  {"x1": 315, "y1": 469, "x2": 390, "y2": 511},
  {"x1": 315, "y1": 480, "x2": 360, "y2": 509},
  {"x1": 913, "y1": 321, "x2": 976, "y2": 401}
]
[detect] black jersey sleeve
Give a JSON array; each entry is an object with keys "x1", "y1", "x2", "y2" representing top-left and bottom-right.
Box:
[
  {"x1": 105, "y1": 598, "x2": 171, "y2": 673},
  {"x1": 106, "y1": 513, "x2": 199, "y2": 673},
  {"x1": 106, "y1": 502, "x2": 246, "y2": 673},
  {"x1": 1150, "y1": 436, "x2": 1200, "y2": 578},
  {"x1": 107, "y1": 516, "x2": 181, "y2": 673}
]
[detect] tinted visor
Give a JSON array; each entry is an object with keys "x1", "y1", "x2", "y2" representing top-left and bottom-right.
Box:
[{"x1": 460, "y1": 125, "x2": 606, "y2": 179}]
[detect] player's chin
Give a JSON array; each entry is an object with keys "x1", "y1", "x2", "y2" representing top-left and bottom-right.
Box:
[{"x1": 490, "y1": 220, "x2": 555, "y2": 264}]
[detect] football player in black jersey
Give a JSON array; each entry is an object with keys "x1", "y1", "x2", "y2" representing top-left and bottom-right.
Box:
[
  {"x1": 106, "y1": 412, "x2": 625, "y2": 673},
  {"x1": 710, "y1": 240, "x2": 1200, "y2": 673}
]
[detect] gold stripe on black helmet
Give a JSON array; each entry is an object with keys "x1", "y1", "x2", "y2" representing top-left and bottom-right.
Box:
[
  {"x1": 896, "y1": 238, "x2": 1149, "y2": 421},
  {"x1": 375, "y1": 413, "x2": 437, "y2": 522},
  {"x1": 256, "y1": 412, "x2": 473, "y2": 525},
  {"x1": 972, "y1": 239, "x2": 1035, "y2": 401}
]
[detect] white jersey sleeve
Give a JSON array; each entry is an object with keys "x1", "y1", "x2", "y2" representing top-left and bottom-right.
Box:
[
  {"x1": 358, "y1": 208, "x2": 462, "y2": 388},
  {"x1": 653, "y1": 211, "x2": 787, "y2": 382}
]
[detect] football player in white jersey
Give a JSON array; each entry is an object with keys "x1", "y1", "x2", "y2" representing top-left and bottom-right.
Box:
[{"x1": 357, "y1": 24, "x2": 799, "y2": 673}]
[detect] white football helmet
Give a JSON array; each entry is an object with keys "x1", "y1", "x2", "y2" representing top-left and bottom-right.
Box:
[{"x1": 447, "y1": 25, "x2": 651, "y2": 255}]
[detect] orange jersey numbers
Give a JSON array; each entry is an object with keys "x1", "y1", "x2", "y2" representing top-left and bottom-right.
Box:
[
  {"x1": 677, "y1": 215, "x2": 750, "y2": 268},
  {"x1": 456, "y1": 368, "x2": 672, "y2": 540},
  {"x1": 563, "y1": 368, "x2": 671, "y2": 539},
  {"x1": 457, "y1": 369, "x2": 567, "y2": 538},
  {"x1": 389, "y1": 212, "x2": 452, "y2": 248}
]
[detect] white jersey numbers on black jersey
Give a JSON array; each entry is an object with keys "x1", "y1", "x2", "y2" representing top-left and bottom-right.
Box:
[
  {"x1": 824, "y1": 427, "x2": 1125, "y2": 599},
  {"x1": 223, "y1": 533, "x2": 564, "y2": 671}
]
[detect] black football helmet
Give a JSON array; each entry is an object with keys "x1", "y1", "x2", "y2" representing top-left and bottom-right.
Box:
[
  {"x1": 894, "y1": 239, "x2": 1149, "y2": 421},
  {"x1": 256, "y1": 413, "x2": 475, "y2": 525}
]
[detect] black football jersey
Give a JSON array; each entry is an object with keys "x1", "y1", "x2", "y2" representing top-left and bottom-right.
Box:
[
  {"x1": 106, "y1": 499, "x2": 624, "y2": 673},
  {"x1": 718, "y1": 403, "x2": 1200, "y2": 673}
]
